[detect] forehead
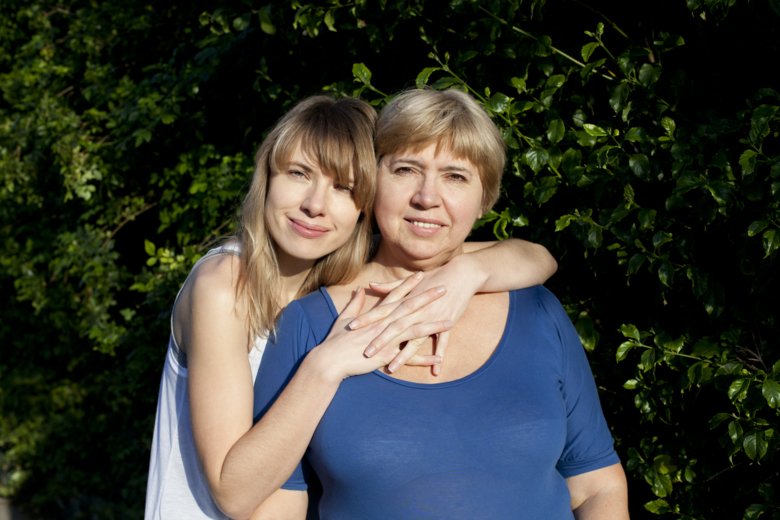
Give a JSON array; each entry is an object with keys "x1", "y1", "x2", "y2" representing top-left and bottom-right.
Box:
[
  {"x1": 281, "y1": 139, "x2": 355, "y2": 179},
  {"x1": 387, "y1": 142, "x2": 477, "y2": 170}
]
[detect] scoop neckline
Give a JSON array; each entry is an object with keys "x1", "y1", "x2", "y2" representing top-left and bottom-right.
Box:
[{"x1": 318, "y1": 286, "x2": 513, "y2": 389}]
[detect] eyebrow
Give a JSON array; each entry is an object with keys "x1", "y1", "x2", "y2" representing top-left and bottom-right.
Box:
[
  {"x1": 287, "y1": 160, "x2": 314, "y2": 173},
  {"x1": 391, "y1": 157, "x2": 474, "y2": 174}
]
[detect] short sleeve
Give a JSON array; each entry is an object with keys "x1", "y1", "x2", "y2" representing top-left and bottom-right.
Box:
[
  {"x1": 536, "y1": 287, "x2": 620, "y2": 478},
  {"x1": 253, "y1": 300, "x2": 318, "y2": 490}
]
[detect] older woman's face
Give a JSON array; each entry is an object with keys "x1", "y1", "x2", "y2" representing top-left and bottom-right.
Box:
[{"x1": 374, "y1": 142, "x2": 483, "y2": 268}]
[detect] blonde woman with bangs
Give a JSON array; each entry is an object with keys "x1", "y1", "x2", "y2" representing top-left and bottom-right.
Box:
[{"x1": 145, "y1": 94, "x2": 557, "y2": 520}]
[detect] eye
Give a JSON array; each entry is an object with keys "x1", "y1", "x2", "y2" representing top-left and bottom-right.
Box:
[
  {"x1": 334, "y1": 183, "x2": 354, "y2": 194},
  {"x1": 447, "y1": 172, "x2": 468, "y2": 182},
  {"x1": 393, "y1": 166, "x2": 415, "y2": 175},
  {"x1": 288, "y1": 168, "x2": 307, "y2": 178}
]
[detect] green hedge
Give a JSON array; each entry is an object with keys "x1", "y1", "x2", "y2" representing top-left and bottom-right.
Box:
[{"x1": 1, "y1": 1, "x2": 778, "y2": 518}]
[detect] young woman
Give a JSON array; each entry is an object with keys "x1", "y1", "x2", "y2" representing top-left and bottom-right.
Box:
[
  {"x1": 252, "y1": 89, "x2": 629, "y2": 519},
  {"x1": 144, "y1": 95, "x2": 557, "y2": 519}
]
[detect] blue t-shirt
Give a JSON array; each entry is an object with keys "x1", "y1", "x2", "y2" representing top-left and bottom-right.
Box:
[{"x1": 254, "y1": 286, "x2": 619, "y2": 519}]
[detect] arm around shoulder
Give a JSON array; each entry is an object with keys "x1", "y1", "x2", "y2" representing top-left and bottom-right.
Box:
[{"x1": 461, "y1": 238, "x2": 557, "y2": 292}]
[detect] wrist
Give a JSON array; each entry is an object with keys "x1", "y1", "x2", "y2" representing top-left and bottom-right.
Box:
[
  {"x1": 300, "y1": 346, "x2": 346, "y2": 389},
  {"x1": 456, "y1": 251, "x2": 490, "y2": 293}
]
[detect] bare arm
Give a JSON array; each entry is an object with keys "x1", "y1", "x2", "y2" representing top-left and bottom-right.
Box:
[
  {"x1": 350, "y1": 238, "x2": 557, "y2": 373},
  {"x1": 567, "y1": 463, "x2": 630, "y2": 519},
  {"x1": 186, "y1": 262, "x2": 449, "y2": 520}
]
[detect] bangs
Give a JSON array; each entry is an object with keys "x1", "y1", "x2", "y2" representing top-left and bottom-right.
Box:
[{"x1": 270, "y1": 124, "x2": 374, "y2": 210}]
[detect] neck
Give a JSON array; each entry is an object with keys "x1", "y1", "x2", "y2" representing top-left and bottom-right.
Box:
[
  {"x1": 371, "y1": 242, "x2": 463, "y2": 279},
  {"x1": 276, "y1": 249, "x2": 315, "y2": 306}
]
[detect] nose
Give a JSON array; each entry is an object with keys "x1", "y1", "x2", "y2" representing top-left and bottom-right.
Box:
[
  {"x1": 300, "y1": 178, "x2": 328, "y2": 217},
  {"x1": 410, "y1": 174, "x2": 440, "y2": 209}
]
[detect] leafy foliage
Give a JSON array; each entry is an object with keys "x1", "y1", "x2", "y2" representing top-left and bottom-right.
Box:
[{"x1": 1, "y1": 0, "x2": 778, "y2": 518}]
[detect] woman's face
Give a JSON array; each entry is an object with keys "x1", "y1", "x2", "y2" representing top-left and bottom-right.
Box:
[
  {"x1": 265, "y1": 142, "x2": 362, "y2": 270},
  {"x1": 374, "y1": 142, "x2": 484, "y2": 269}
]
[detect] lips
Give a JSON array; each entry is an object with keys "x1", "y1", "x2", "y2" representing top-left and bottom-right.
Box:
[
  {"x1": 405, "y1": 217, "x2": 445, "y2": 236},
  {"x1": 289, "y1": 217, "x2": 329, "y2": 238}
]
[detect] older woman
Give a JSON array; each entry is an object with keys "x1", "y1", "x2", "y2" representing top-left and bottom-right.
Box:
[{"x1": 253, "y1": 89, "x2": 628, "y2": 519}]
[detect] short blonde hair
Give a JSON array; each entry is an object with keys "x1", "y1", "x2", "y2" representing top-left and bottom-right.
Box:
[
  {"x1": 375, "y1": 88, "x2": 505, "y2": 213},
  {"x1": 238, "y1": 95, "x2": 377, "y2": 338}
]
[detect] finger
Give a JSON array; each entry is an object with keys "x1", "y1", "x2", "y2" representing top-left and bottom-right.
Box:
[
  {"x1": 366, "y1": 278, "x2": 405, "y2": 294},
  {"x1": 387, "y1": 336, "x2": 430, "y2": 373},
  {"x1": 367, "y1": 319, "x2": 452, "y2": 359},
  {"x1": 431, "y1": 330, "x2": 450, "y2": 376},
  {"x1": 352, "y1": 282, "x2": 444, "y2": 332},
  {"x1": 378, "y1": 271, "x2": 424, "y2": 304},
  {"x1": 338, "y1": 287, "x2": 365, "y2": 326},
  {"x1": 402, "y1": 353, "x2": 442, "y2": 367}
]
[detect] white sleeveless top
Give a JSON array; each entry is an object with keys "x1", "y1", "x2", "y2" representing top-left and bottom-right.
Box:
[{"x1": 145, "y1": 243, "x2": 266, "y2": 519}]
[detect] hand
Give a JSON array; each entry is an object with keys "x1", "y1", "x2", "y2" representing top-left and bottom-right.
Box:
[
  {"x1": 316, "y1": 273, "x2": 453, "y2": 381},
  {"x1": 350, "y1": 255, "x2": 483, "y2": 375}
]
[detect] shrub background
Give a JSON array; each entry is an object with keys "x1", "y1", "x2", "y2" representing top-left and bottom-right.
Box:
[{"x1": 1, "y1": 1, "x2": 778, "y2": 518}]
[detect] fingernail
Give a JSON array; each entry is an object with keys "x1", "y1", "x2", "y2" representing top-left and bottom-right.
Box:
[
  {"x1": 387, "y1": 362, "x2": 398, "y2": 372},
  {"x1": 414, "y1": 271, "x2": 423, "y2": 279},
  {"x1": 347, "y1": 320, "x2": 359, "y2": 330},
  {"x1": 435, "y1": 286, "x2": 446, "y2": 294},
  {"x1": 364, "y1": 345, "x2": 376, "y2": 357}
]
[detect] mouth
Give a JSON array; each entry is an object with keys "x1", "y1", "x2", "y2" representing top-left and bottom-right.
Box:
[
  {"x1": 289, "y1": 217, "x2": 329, "y2": 238},
  {"x1": 405, "y1": 218, "x2": 445, "y2": 232}
]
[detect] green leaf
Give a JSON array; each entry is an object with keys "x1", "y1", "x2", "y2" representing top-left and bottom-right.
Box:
[
  {"x1": 762, "y1": 229, "x2": 780, "y2": 257},
  {"x1": 545, "y1": 74, "x2": 566, "y2": 89},
  {"x1": 258, "y1": 6, "x2": 276, "y2": 34},
  {"x1": 658, "y1": 261, "x2": 673, "y2": 287},
  {"x1": 352, "y1": 62, "x2": 372, "y2": 85},
  {"x1": 609, "y1": 82, "x2": 628, "y2": 113},
  {"x1": 583, "y1": 123, "x2": 608, "y2": 137},
  {"x1": 728, "y1": 420, "x2": 744, "y2": 444},
  {"x1": 743, "y1": 431, "x2": 768, "y2": 460},
  {"x1": 748, "y1": 220, "x2": 768, "y2": 237},
  {"x1": 510, "y1": 76, "x2": 527, "y2": 93},
  {"x1": 661, "y1": 116, "x2": 676, "y2": 137},
  {"x1": 415, "y1": 67, "x2": 439, "y2": 87},
  {"x1": 546, "y1": 119, "x2": 565, "y2": 144},
  {"x1": 629, "y1": 153, "x2": 651, "y2": 178},
  {"x1": 144, "y1": 240, "x2": 156, "y2": 256},
  {"x1": 581, "y1": 42, "x2": 599, "y2": 62},
  {"x1": 739, "y1": 149, "x2": 758, "y2": 176},
  {"x1": 616, "y1": 341, "x2": 635, "y2": 362},
  {"x1": 761, "y1": 379, "x2": 780, "y2": 408},
  {"x1": 624, "y1": 127, "x2": 645, "y2": 142},
  {"x1": 708, "y1": 412, "x2": 732, "y2": 429},
  {"x1": 523, "y1": 147, "x2": 549, "y2": 173},
  {"x1": 639, "y1": 63, "x2": 661, "y2": 86},
  {"x1": 728, "y1": 378, "x2": 750, "y2": 402},
  {"x1": 643, "y1": 499, "x2": 671, "y2": 514},
  {"x1": 555, "y1": 214, "x2": 575, "y2": 231},
  {"x1": 487, "y1": 93, "x2": 512, "y2": 114},
  {"x1": 619, "y1": 323, "x2": 642, "y2": 341}
]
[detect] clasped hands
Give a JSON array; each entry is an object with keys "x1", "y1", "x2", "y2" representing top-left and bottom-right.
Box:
[{"x1": 316, "y1": 260, "x2": 480, "y2": 380}]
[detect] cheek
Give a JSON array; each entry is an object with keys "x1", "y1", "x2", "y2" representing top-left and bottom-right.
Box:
[{"x1": 333, "y1": 196, "x2": 362, "y2": 227}]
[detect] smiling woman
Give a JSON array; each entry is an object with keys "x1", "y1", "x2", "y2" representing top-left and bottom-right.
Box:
[
  {"x1": 252, "y1": 88, "x2": 627, "y2": 519},
  {"x1": 264, "y1": 144, "x2": 362, "y2": 272},
  {"x1": 374, "y1": 144, "x2": 485, "y2": 269},
  {"x1": 144, "y1": 92, "x2": 558, "y2": 520}
]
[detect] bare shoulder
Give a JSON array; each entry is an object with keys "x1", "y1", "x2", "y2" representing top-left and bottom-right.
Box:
[
  {"x1": 173, "y1": 252, "x2": 246, "y2": 351},
  {"x1": 324, "y1": 265, "x2": 375, "y2": 312},
  {"x1": 461, "y1": 241, "x2": 492, "y2": 253}
]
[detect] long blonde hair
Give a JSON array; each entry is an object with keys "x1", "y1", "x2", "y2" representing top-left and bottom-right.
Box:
[{"x1": 237, "y1": 95, "x2": 377, "y2": 338}]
